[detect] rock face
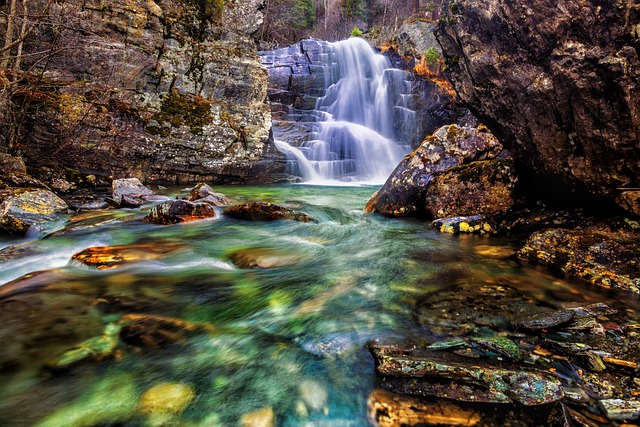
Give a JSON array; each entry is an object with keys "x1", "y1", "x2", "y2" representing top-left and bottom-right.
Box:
[
  {"x1": 5, "y1": 0, "x2": 285, "y2": 184},
  {"x1": 365, "y1": 124, "x2": 508, "y2": 218},
  {"x1": 437, "y1": 0, "x2": 640, "y2": 210}
]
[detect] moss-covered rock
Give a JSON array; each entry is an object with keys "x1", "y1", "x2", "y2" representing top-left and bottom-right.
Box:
[{"x1": 365, "y1": 124, "x2": 508, "y2": 218}]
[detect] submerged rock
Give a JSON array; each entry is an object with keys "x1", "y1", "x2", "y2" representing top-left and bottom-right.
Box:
[
  {"x1": 46, "y1": 323, "x2": 122, "y2": 370},
  {"x1": 35, "y1": 373, "x2": 138, "y2": 427},
  {"x1": 119, "y1": 313, "x2": 214, "y2": 348},
  {"x1": 0, "y1": 188, "x2": 68, "y2": 234},
  {"x1": 224, "y1": 202, "x2": 316, "y2": 222},
  {"x1": 144, "y1": 200, "x2": 215, "y2": 224},
  {"x1": 228, "y1": 247, "x2": 304, "y2": 269},
  {"x1": 108, "y1": 178, "x2": 155, "y2": 208},
  {"x1": 138, "y1": 382, "x2": 195, "y2": 416},
  {"x1": 518, "y1": 226, "x2": 640, "y2": 294},
  {"x1": 71, "y1": 243, "x2": 185, "y2": 269},
  {"x1": 240, "y1": 407, "x2": 275, "y2": 427},
  {"x1": 365, "y1": 124, "x2": 508, "y2": 218},
  {"x1": 415, "y1": 282, "x2": 546, "y2": 337},
  {"x1": 511, "y1": 310, "x2": 575, "y2": 331}
]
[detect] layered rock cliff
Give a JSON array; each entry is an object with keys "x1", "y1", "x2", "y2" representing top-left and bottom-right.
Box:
[
  {"x1": 437, "y1": 0, "x2": 640, "y2": 213},
  {"x1": 2, "y1": 0, "x2": 285, "y2": 184}
]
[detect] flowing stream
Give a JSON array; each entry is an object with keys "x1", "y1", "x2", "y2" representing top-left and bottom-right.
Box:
[{"x1": 0, "y1": 185, "x2": 637, "y2": 426}]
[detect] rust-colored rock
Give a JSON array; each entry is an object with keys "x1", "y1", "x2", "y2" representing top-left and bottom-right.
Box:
[
  {"x1": 224, "y1": 202, "x2": 316, "y2": 222},
  {"x1": 144, "y1": 200, "x2": 215, "y2": 224},
  {"x1": 72, "y1": 243, "x2": 185, "y2": 269}
]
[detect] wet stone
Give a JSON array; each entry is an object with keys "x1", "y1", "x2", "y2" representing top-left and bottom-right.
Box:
[
  {"x1": 370, "y1": 344, "x2": 564, "y2": 406},
  {"x1": 228, "y1": 247, "x2": 304, "y2": 269},
  {"x1": 599, "y1": 399, "x2": 640, "y2": 421},
  {"x1": 71, "y1": 243, "x2": 185, "y2": 269},
  {"x1": 240, "y1": 407, "x2": 274, "y2": 427},
  {"x1": 0, "y1": 188, "x2": 69, "y2": 235},
  {"x1": 470, "y1": 336, "x2": 522, "y2": 360},
  {"x1": 187, "y1": 182, "x2": 230, "y2": 206},
  {"x1": 144, "y1": 200, "x2": 215, "y2": 224},
  {"x1": 224, "y1": 202, "x2": 316, "y2": 222},
  {"x1": 108, "y1": 178, "x2": 154, "y2": 208},
  {"x1": 119, "y1": 314, "x2": 214, "y2": 348},
  {"x1": 367, "y1": 388, "x2": 481, "y2": 427},
  {"x1": 415, "y1": 282, "x2": 547, "y2": 337},
  {"x1": 46, "y1": 322, "x2": 122, "y2": 370},
  {"x1": 511, "y1": 309, "x2": 575, "y2": 330},
  {"x1": 138, "y1": 382, "x2": 195, "y2": 416}
]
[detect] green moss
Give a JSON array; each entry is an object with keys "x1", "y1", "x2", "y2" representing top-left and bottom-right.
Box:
[{"x1": 152, "y1": 89, "x2": 213, "y2": 135}]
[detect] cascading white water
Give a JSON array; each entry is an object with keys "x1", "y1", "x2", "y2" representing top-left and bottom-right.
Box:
[{"x1": 273, "y1": 38, "x2": 414, "y2": 184}]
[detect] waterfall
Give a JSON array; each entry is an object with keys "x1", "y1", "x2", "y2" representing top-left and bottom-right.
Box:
[{"x1": 262, "y1": 38, "x2": 415, "y2": 185}]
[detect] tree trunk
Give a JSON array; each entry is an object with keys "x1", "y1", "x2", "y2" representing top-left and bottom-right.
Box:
[
  {"x1": 1, "y1": 0, "x2": 19, "y2": 69},
  {"x1": 13, "y1": 0, "x2": 29, "y2": 71}
]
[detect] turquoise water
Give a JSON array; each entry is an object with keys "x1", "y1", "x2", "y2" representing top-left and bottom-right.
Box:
[{"x1": 0, "y1": 185, "x2": 619, "y2": 426}]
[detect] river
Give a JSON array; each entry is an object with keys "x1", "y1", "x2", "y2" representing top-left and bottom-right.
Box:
[{"x1": 2, "y1": 184, "x2": 633, "y2": 426}]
